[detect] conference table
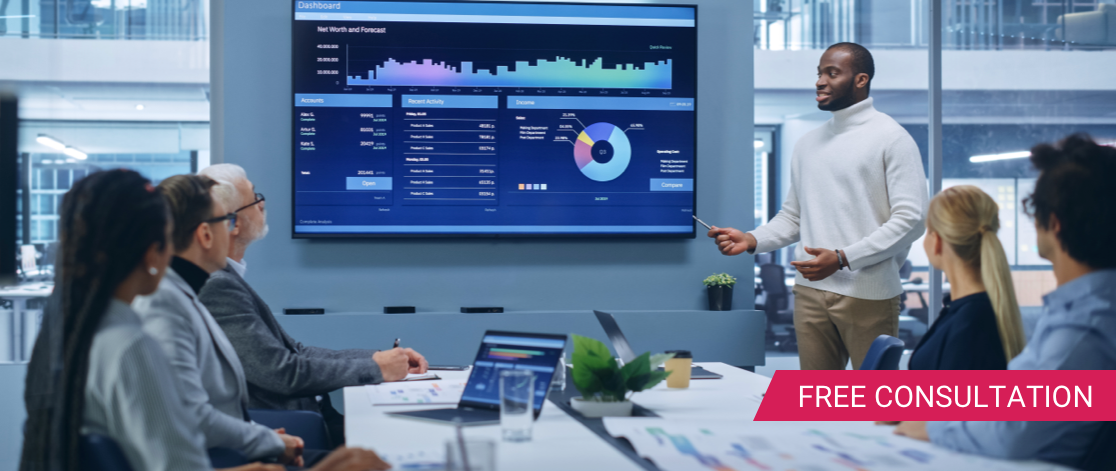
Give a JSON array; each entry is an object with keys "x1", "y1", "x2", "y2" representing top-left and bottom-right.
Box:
[{"x1": 345, "y1": 362, "x2": 1068, "y2": 470}]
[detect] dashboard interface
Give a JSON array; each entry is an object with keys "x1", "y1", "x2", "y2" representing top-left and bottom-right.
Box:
[
  {"x1": 459, "y1": 333, "x2": 567, "y2": 411},
  {"x1": 293, "y1": 1, "x2": 697, "y2": 236}
]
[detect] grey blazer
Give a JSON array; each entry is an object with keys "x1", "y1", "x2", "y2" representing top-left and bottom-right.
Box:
[
  {"x1": 83, "y1": 300, "x2": 211, "y2": 471},
  {"x1": 198, "y1": 264, "x2": 383, "y2": 411},
  {"x1": 133, "y1": 268, "x2": 284, "y2": 460}
]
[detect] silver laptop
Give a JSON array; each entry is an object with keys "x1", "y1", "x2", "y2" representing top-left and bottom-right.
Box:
[{"x1": 593, "y1": 310, "x2": 722, "y2": 379}]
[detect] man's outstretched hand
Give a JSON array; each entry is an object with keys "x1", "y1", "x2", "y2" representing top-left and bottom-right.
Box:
[
  {"x1": 790, "y1": 246, "x2": 843, "y2": 281},
  {"x1": 706, "y1": 227, "x2": 757, "y2": 256}
]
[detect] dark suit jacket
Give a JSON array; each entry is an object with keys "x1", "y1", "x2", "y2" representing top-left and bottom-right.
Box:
[
  {"x1": 908, "y1": 292, "x2": 1008, "y2": 370},
  {"x1": 198, "y1": 265, "x2": 383, "y2": 411}
]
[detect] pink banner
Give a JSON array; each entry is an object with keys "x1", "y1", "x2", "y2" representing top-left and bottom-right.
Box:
[{"x1": 754, "y1": 370, "x2": 1116, "y2": 421}]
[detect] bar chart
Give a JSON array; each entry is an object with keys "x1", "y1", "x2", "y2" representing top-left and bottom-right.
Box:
[{"x1": 347, "y1": 55, "x2": 673, "y2": 89}]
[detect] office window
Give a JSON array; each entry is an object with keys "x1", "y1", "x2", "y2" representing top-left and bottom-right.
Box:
[
  {"x1": 4, "y1": 0, "x2": 210, "y2": 252},
  {"x1": 940, "y1": 1, "x2": 1114, "y2": 311},
  {"x1": 3, "y1": 0, "x2": 210, "y2": 365}
]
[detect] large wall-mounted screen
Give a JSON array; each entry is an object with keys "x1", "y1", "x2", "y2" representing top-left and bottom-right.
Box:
[{"x1": 292, "y1": 1, "x2": 697, "y2": 237}]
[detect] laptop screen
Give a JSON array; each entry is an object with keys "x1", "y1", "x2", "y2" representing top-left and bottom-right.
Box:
[
  {"x1": 594, "y1": 310, "x2": 637, "y2": 364},
  {"x1": 459, "y1": 332, "x2": 567, "y2": 411}
]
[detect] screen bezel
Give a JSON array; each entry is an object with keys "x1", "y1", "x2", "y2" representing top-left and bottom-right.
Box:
[
  {"x1": 0, "y1": 94, "x2": 18, "y2": 287},
  {"x1": 458, "y1": 330, "x2": 568, "y2": 417},
  {"x1": 290, "y1": 0, "x2": 698, "y2": 239}
]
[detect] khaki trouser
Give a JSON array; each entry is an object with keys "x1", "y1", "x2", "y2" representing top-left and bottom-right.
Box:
[{"x1": 792, "y1": 285, "x2": 900, "y2": 370}]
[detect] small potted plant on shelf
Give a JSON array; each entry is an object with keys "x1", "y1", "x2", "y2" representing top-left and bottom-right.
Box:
[
  {"x1": 568, "y1": 334, "x2": 674, "y2": 418},
  {"x1": 703, "y1": 273, "x2": 736, "y2": 311}
]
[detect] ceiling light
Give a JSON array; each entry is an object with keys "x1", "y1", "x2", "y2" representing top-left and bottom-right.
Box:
[
  {"x1": 63, "y1": 147, "x2": 88, "y2": 160},
  {"x1": 969, "y1": 151, "x2": 1030, "y2": 163},
  {"x1": 754, "y1": 140, "x2": 765, "y2": 149},
  {"x1": 41, "y1": 159, "x2": 53, "y2": 164},
  {"x1": 136, "y1": 104, "x2": 145, "y2": 110},
  {"x1": 36, "y1": 135, "x2": 66, "y2": 151}
]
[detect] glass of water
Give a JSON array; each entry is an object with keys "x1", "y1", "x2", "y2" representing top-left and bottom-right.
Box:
[
  {"x1": 499, "y1": 369, "x2": 535, "y2": 442},
  {"x1": 549, "y1": 356, "x2": 566, "y2": 392},
  {"x1": 445, "y1": 438, "x2": 496, "y2": 471}
]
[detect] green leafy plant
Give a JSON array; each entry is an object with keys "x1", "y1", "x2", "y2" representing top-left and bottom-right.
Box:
[
  {"x1": 703, "y1": 273, "x2": 737, "y2": 287},
  {"x1": 570, "y1": 334, "x2": 674, "y2": 402}
]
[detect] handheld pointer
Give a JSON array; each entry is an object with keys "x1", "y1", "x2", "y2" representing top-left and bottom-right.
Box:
[{"x1": 692, "y1": 215, "x2": 712, "y2": 230}]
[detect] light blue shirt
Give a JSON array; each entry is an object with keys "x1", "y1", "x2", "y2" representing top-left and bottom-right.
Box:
[{"x1": 927, "y1": 269, "x2": 1116, "y2": 467}]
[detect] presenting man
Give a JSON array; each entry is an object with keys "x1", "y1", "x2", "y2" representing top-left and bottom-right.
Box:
[
  {"x1": 198, "y1": 164, "x2": 428, "y2": 446},
  {"x1": 708, "y1": 43, "x2": 928, "y2": 370}
]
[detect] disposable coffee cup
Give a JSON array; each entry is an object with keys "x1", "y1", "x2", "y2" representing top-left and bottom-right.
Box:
[{"x1": 664, "y1": 350, "x2": 693, "y2": 389}]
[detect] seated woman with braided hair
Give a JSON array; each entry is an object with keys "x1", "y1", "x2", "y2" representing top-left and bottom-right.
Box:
[{"x1": 19, "y1": 169, "x2": 388, "y2": 471}]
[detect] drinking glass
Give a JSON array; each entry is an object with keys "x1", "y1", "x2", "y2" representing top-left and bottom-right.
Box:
[
  {"x1": 445, "y1": 438, "x2": 496, "y2": 471},
  {"x1": 549, "y1": 356, "x2": 567, "y2": 392},
  {"x1": 499, "y1": 369, "x2": 535, "y2": 442}
]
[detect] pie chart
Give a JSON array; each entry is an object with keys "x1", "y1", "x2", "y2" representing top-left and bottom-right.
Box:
[{"x1": 574, "y1": 122, "x2": 632, "y2": 182}]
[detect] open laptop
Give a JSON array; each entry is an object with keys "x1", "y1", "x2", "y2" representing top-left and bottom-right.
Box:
[
  {"x1": 594, "y1": 310, "x2": 723, "y2": 379},
  {"x1": 388, "y1": 330, "x2": 567, "y2": 425}
]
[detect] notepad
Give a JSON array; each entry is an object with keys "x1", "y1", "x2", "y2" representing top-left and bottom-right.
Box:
[{"x1": 400, "y1": 372, "x2": 441, "y2": 382}]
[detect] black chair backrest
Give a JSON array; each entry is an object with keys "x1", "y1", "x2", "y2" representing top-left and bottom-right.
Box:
[
  {"x1": 899, "y1": 259, "x2": 913, "y2": 280},
  {"x1": 249, "y1": 409, "x2": 331, "y2": 450},
  {"x1": 80, "y1": 434, "x2": 134, "y2": 471},
  {"x1": 1079, "y1": 421, "x2": 1116, "y2": 471},
  {"x1": 759, "y1": 264, "x2": 788, "y2": 311}
]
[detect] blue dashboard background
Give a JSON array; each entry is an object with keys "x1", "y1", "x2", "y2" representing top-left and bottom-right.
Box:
[{"x1": 292, "y1": 2, "x2": 698, "y2": 236}]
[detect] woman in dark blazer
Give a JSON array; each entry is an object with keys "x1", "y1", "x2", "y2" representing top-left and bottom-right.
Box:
[{"x1": 908, "y1": 185, "x2": 1026, "y2": 370}]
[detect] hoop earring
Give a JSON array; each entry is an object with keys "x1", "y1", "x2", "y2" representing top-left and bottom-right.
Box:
[{"x1": 148, "y1": 267, "x2": 158, "y2": 276}]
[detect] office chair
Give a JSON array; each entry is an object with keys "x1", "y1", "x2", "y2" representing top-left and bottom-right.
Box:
[
  {"x1": 1078, "y1": 421, "x2": 1116, "y2": 471},
  {"x1": 249, "y1": 409, "x2": 331, "y2": 450},
  {"x1": 208, "y1": 447, "x2": 250, "y2": 468},
  {"x1": 80, "y1": 434, "x2": 134, "y2": 471},
  {"x1": 900, "y1": 267, "x2": 930, "y2": 326},
  {"x1": 758, "y1": 263, "x2": 795, "y2": 351},
  {"x1": 859, "y1": 335, "x2": 905, "y2": 370}
]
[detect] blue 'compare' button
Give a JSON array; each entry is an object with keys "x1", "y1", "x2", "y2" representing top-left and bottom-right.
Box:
[
  {"x1": 346, "y1": 177, "x2": 392, "y2": 190},
  {"x1": 650, "y1": 179, "x2": 692, "y2": 191}
]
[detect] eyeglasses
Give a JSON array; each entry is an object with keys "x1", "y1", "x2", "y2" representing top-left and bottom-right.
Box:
[
  {"x1": 203, "y1": 212, "x2": 238, "y2": 233},
  {"x1": 235, "y1": 192, "x2": 265, "y2": 213}
]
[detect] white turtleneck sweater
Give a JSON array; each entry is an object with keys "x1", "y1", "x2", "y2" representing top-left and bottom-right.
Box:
[{"x1": 751, "y1": 97, "x2": 928, "y2": 300}]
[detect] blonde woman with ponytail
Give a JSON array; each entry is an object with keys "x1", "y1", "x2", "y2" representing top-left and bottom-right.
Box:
[{"x1": 907, "y1": 185, "x2": 1026, "y2": 370}]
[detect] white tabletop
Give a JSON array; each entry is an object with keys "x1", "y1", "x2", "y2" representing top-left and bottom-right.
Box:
[
  {"x1": 624, "y1": 362, "x2": 768, "y2": 421},
  {"x1": 345, "y1": 368, "x2": 650, "y2": 471},
  {"x1": 345, "y1": 362, "x2": 1062, "y2": 470},
  {"x1": 0, "y1": 282, "x2": 53, "y2": 299}
]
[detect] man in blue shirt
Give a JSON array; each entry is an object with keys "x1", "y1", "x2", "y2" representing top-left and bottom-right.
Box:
[{"x1": 894, "y1": 134, "x2": 1116, "y2": 468}]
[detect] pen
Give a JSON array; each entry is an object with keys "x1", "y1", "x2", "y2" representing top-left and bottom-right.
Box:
[
  {"x1": 393, "y1": 338, "x2": 401, "y2": 349},
  {"x1": 693, "y1": 215, "x2": 712, "y2": 230}
]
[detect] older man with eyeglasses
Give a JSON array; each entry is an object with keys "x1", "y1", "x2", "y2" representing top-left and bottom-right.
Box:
[{"x1": 196, "y1": 164, "x2": 428, "y2": 448}]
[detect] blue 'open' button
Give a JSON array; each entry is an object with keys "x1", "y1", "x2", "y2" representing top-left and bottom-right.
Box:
[{"x1": 346, "y1": 177, "x2": 393, "y2": 191}]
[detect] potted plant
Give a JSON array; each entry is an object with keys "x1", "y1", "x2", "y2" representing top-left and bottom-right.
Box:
[
  {"x1": 568, "y1": 334, "x2": 674, "y2": 418},
  {"x1": 703, "y1": 273, "x2": 736, "y2": 311}
]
